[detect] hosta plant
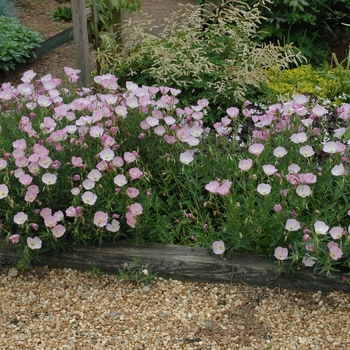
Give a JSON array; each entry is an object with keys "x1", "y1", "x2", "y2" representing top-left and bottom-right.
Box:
[
  {"x1": 0, "y1": 17, "x2": 42, "y2": 72},
  {"x1": 0, "y1": 68, "x2": 350, "y2": 279}
]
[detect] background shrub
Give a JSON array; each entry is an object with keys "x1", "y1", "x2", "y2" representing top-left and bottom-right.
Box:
[
  {"x1": 197, "y1": 0, "x2": 350, "y2": 66},
  {"x1": 0, "y1": 17, "x2": 42, "y2": 72},
  {"x1": 97, "y1": 1, "x2": 303, "y2": 123}
]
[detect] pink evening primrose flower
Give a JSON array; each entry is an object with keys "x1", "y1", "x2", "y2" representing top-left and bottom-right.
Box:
[
  {"x1": 42, "y1": 173, "x2": 57, "y2": 185},
  {"x1": 302, "y1": 255, "x2": 317, "y2": 267},
  {"x1": 27, "y1": 236, "x2": 42, "y2": 250},
  {"x1": 180, "y1": 150, "x2": 194, "y2": 165},
  {"x1": 51, "y1": 224, "x2": 66, "y2": 238},
  {"x1": 262, "y1": 164, "x2": 278, "y2": 175},
  {"x1": 299, "y1": 145, "x2": 315, "y2": 158},
  {"x1": 114, "y1": 174, "x2": 128, "y2": 187},
  {"x1": 106, "y1": 219, "x2": 120, "y2": 232},
  {"x1": 217, "y1": 180, "x2": 232, "y2": 195},
  {"x1": 314, "y1": 220, "x2": 329, "y2": 235},
  {"x1": 81, "y1": 191, "x2": 97, "y2": 205},
  {"x1": 0, "y1": 184, "x2": 9, "y2": 199},
  {"x1": 273, "y1": 146, "x2": 288, "y2": 158},
  {"x1": 14, "y1": 212, "x2": 28, "y2": 225},
  {"x1": 124, "y1": 152, "x2": 136, "y2": 164},
  {"x1": 93, "y1": 211, "x2": 108, "y2": 227},
  {"x1": 328, "y1": 244, "x2": 343, "y2": 261},
  {"x1": 212, "y1": 240, "x2": 225, "y2": 255},
  {"x1": 331, "y1": 164, "x2": 347, "y2": 176},
  {"x1": 238, "y1": 159, "x2": 253, "y2": 171},
  {"x1": 257, "y1": 183, "x2": 271, "y2": 196},
  {"x1": 9, "y1": 234, "x2": 20, "y2": 243},
  {"x1": 248, "y1": 143, "x2": 265, "y2": 156},
  {"x1": 329, "y1": 226, "x2": 344, "y2": 239},
  {"x1": 274, "y1": 204, "x2": 282, "y2": 212},
  {"x1": 296, "y1": 185, "x2": 311, "y2": 198},
  {"x1": 129, "y1": 167, "x2": 143, "y2": 180},
  {"x1": 285, "y1": 219, "x2": 301, "y2": 232},
  {"x1": 274, "y1": 246, "x2": 288, "y2": 260},
  {"x1": 205, "y1": 181, "x2": 221, "y2": 193},
  {"x1": 128, "y1": 203, "x2": 143, "y2": 216}
]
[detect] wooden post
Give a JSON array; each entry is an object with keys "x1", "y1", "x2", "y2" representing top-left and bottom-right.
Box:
[{"x1": 71, "y1": 0, "x2": 91, "y2": 88}]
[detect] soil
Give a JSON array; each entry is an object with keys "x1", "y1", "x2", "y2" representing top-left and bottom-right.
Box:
[{"x1": 0, "y1": 0, "x2": 196, "y2": 86}]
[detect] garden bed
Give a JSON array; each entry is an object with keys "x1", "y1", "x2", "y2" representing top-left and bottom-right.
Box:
[{"x1": 1, "y1": 238, "x2": 349, "y2": 293}]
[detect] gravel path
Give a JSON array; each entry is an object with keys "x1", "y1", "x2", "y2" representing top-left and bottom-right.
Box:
[{"x1": 1, "y1": 266, "x2": 350, "y2": 350}]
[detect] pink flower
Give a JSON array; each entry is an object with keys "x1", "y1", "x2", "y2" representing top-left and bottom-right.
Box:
[
  {"x1": 81, "y1": 191, "x2": 97, "y2": 205},
  {"x1": 257, "y1": 183, "x2": 271, "y2": 196},
  {"x1": 248, "y1": 143, "x2": 265, "y2": 156},
  {"x1": 314, "y1": 220, "x2": 329, "y2": 235},
  {"x1": 112, "y1": 156, "x2": 124, "y2": 168},
  {"x1": 274, "y1": 246, "x2": 288, "y2": 260},
  {"x1": 285, "y1": 219, "x2": 301, "y2": 232},
  {"x1": 128, "y1": 203, "x2": 143, "y2": 216},
  {"x1": 124, "y1": 152, "x2": 136, "y2": 164},
  {"x1": 296, "y1": 185, "x2": 311, "y2": 197},
  {"x1": 299, "y1": 145, "x2": 315, "y2": 158},
  {"x1": 298, "y1": 173, "x2": 317, "y2": 184},
  {"x1": 126, "y1": 187, "x2": 140, "y2": 198},
  {"x1": 273, "y1": 146, "x2": 287, "y2": 158},
  {"x1": 274, "y1": 204, "x2": 282, "y2": 212},
  {"x1": 93, "y1": 211, "x2": 108, "y2": 227},
  {"x1": 42, "y1": 173, "x2": 57, "y2": 185},
  {"x1": 323, "y1": 141, "x2": 338, "y2": 154},
  {"x1": 312, "y1": 105, "x2": 327, "y2": 117},
  {"x1": 71, "y1": 156, "x2": 84, "y2": 167},
  {"x1": 19, "y1": 174, "x2": 33, "y2": 186},
  {"x1": 331, "y1": 164, "x2": 347, "y2": 176},
  {"x1": 238, "y1": 159, "x2": 253, "y2": 171},
  {"x1": 114, "y1": 174, "x2": 128, "y2": 187},
  {"x1": 306, "y1": 244, "x2": 314, "y2": 252},
  {"x1": 217, "y1": 180, "x2": 232, "y2": 195},
  {"x1": 125, "y1": 211, "x2": 137, "y2": 228},
  {"x1": 82, "y1": 179, "x2": 95, "y2": 190},
  {"x1": 302, "y1": 255, "x2": 317, "y2": 267},
  {"x1": 0, "y1": 184, "x2": 9, "y2": 199},
  {"x1": 9, "y1": 234, "x2": 20, "y2": 243},
  {"x1": 27, "y1": 236, "x2": 42, "y2": 250},
  {"x1": 106, "y1": 219, "x2": 120, "y2": 232},
  {"x1": 180, "y1": 150, "x2": 194, "y2": 165},
  {"x1": 262, "y1": 164, "x2": 278, "y2": 175},
  {"x1": 40, "y1": 208, "x2": 52, "y2": 218},
  {"x1": 205, "y1": 180, "x2": 220, "y2": 193},
  {"x1": 14, "y1": 212, "x2": 28, "y2": 225},
  {"x1": 65, "y1": 206, "x2": 78, "y2": 217},
  {"x1": 329, "y1": 226, "x2": 344, "y2": 239},
  {"x1": 51, "y1": 224, "x2": 66, "y2": 238},
  {"x1": 44, "y1": 215, "x2": 57, "y2": 228},
  {"x1": 212, "y1": 240, "x2": 225, "y2": 255},
  {"x1": 99, "y1": 148, "x2": 115, "y2": 162},
  {"x1": 226, "y1": 107, "x2": 239, "y2": 119},
  {"x1": 329, "y1": 244, "x2": 343, "y2": 261},
  {"x1": 290, "y1": 132, "x2": 307, "y2": 144},
  {"x1": 129, "y1": 167, "x2": 143, "y2": 180}
]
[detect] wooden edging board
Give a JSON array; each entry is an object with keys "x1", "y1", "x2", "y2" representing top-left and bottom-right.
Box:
[{"x1": 0, "y1": 239, "x2": 349, "y2": 293}]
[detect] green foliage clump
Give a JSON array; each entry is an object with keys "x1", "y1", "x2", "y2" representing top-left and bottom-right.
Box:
[
  {"x1": 52, "y1": 6, "x2": 72, "y2": 22},
  {"x1": 96, "y1": 0, "x2": 304, "y2": 122},
  {"x1": 0, "y1": 0, "x2": 19, "y2": 18},
  {"x1": 0, "y1": 17, "x2": 42, "y2": 72},
  {"x1": 198, "y1": 0, "x2": 350, "y2": 66},
  {"x1": 265, "y1": 64, "x2": 350, "y2": 103},
  {"x1": 118, "y1": 259, "x2": 158, "y2": 284}
]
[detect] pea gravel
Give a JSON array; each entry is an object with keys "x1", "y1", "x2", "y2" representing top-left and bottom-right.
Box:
[{"x1": 1, "y1": 266, "x2": 349, "y2": 350}]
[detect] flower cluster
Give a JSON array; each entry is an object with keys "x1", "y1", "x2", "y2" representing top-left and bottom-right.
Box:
[{"x1": 0, "y1": 70, "x2": 350, "y2": 276}]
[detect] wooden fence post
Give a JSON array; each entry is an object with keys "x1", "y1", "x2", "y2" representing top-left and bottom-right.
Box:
[{"x1": 71, "y1": 0, "x2": 91, "y2": 88}]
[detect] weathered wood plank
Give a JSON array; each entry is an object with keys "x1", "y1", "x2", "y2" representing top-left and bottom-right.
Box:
[{"x1": 0, "y1": 239, "x2": 349, "y2": 293}]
